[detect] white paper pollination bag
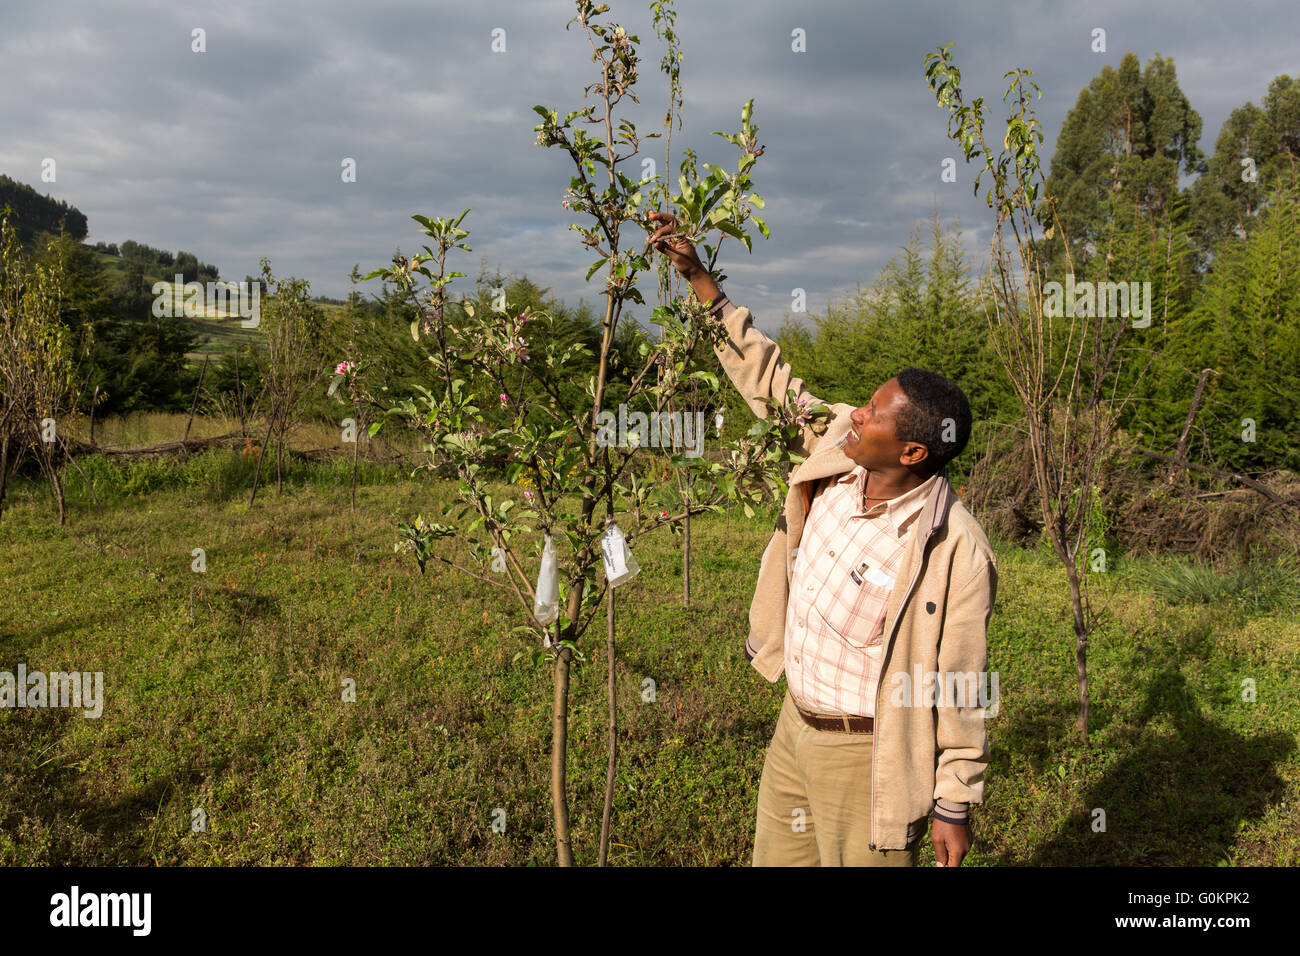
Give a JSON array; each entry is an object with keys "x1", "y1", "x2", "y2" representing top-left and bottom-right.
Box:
[
  {"x1": 600, "y1": 521, "x2": 640, "y2": 587},
  {"x1": 533, "y1": 534, "x2": 559, "y2": 626}
]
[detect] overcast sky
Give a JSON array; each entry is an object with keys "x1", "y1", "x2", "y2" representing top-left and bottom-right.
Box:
[{"x1": 1, "y1": 0, "x2": 1293, "y2": 331}]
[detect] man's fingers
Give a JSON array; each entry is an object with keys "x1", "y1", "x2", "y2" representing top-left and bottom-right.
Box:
[{"x1": 647, "y1": 210, "x2": 680, "y2": 239}]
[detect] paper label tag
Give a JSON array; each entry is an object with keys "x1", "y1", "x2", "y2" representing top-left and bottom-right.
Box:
[{"x1": 601, "y1": 528, "x2": 627, "y2": 579}]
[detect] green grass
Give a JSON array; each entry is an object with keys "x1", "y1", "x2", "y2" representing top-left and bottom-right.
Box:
[
  {"x1": 1, "y1": 458, "x2": 1297, "y2": 866},
  {"x1": 1141, "y1": 553, "x2": 1300, "y2": 613}
]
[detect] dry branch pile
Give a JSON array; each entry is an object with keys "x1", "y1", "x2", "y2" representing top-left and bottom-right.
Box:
[{"x1": 968, "y1": 426, "x2": 1300, "y2": 561}]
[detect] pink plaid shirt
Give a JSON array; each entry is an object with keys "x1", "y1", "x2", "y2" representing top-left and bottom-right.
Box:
[{"x1": 785, "y1": 468, "x2": 938, "y2": 717}]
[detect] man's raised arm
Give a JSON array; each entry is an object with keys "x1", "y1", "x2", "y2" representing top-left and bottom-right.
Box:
[{"x1": 646, "y1": 211, "x2": 831, "y2": 455}]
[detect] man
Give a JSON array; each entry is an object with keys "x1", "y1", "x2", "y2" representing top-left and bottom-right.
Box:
[{"x1": 647, "y1": 210, "x2": 998, "y2": 867}]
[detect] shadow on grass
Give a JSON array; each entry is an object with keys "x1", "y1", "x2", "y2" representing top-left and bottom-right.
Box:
[
  {"x1": 200, "y1": 585, "x2": 282, "y2": 630},
  {"x1": 3, "y1": 606, "x2": 130, "y2": 649},
  {"x1": 990, "y1": 657, "x2": 1291, "y2": 865},
  {"x1": 0, "y1": 707, "x2": 233, "y2": 865}
]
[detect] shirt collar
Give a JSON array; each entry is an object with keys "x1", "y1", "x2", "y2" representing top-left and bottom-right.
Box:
[{"x1": 838, "y1": 466, "x2": 938, "y2": 535}]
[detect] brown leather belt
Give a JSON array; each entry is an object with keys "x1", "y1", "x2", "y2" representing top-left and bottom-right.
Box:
[{"x1": 791, "y1": 696, "x2": 874, "y2": 734}]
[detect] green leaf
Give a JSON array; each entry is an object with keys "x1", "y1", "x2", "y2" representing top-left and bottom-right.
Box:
[{"x1": 716, "y1": 221, "x2": 746, "y2": 242}]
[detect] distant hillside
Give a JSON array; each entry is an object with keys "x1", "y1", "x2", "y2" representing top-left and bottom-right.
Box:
[
  {"x1": 1, "y1": 171, "x2": 348, "y2": 363},
  {"x1": 0, "y1": 173, "x2": 87, "y2": 240}
]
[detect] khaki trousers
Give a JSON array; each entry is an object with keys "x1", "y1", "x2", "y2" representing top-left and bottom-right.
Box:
[{"x1": 753, "y1": 687, "x2": 922, "y2": 866}]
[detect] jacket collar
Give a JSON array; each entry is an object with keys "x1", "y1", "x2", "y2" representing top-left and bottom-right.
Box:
[{"x1": 791, "y1": 401, "x2": 956, "y2": 540}]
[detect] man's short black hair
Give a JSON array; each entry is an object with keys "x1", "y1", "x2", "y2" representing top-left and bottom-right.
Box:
[{"x1": 892, "y1": 368, "x2": 972, "y2": 473}]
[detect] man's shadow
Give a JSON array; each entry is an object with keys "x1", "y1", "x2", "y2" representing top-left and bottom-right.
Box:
[{"x1": 989, "y1": 654, "x2": 1291, "y2": 865}]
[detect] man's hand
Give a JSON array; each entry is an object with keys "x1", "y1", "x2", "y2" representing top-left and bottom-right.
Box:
[
  {"x1": 646, "y1": 210, "x2": 705, "y2": 279},
  {"x1": 931, "y1": 819, "x2": 971, "y2": 867}
]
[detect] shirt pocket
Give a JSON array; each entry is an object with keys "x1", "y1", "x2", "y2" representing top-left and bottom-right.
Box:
[{"x1": 812, "y1": 567, "x2": 894, "y2": 648}]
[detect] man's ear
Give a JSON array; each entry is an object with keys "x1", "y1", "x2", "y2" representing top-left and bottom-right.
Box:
[{"x1": 900, "y1": 442, "x2": 929, "y2": 469}]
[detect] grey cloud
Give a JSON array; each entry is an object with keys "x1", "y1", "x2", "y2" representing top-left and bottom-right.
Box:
[{"x1": 0, "y1": 0, "x2": 1292, "y2": 330}]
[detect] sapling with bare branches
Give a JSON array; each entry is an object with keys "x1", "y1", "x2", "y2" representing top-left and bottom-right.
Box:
[{"x1": 925, "y1": 44, "x2": 1192, "y2": 741}]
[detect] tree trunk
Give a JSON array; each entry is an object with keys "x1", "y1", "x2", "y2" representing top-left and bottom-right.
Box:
[
  {"x1": 39, "y1": 442, "x2": 65, "y2": 526},
  {"x1": 1064, "y1": 559, "x2": 1090, "y2": 742},
  {"x1": 235, "y1": 360, "x2": 246, "y2": 438},
  {"x1": 682, "y1": 500, "x2": 691, "y2": 606},
  {"x1": 0, "y1": 435, "x2": 8, "y2": 520},
  {"x1": 275, "y1": 420, "x2": 285, "y2": 495},
  {"x1": 551, "y1": 635, "x2": 575, "y2": 867},
  {"x1": 351, "y1": 403, "x2": 361, "y2": 511},
  {"x1": 54, "y1": 467, "x2": 65, "y2": 525},
  {"x1": 249, "y1": 417, "x2": 275, "y2": 505},
  {"x1": 1168, "y1": 368, "x2": 1212, "y2": 484},
  {"x1": 599, "y1": 587, "x2": 617, "y2": 866},
  {"x1": 184, "y1": 354, "x2": 209, "y2": 441}
]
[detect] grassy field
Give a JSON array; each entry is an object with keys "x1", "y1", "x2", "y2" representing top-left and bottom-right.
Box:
[{"x1": 1, "y1": 443, "x2": 1297, "y2": 866}]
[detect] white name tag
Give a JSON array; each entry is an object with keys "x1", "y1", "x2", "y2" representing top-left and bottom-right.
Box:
[
  {"x1": 866, "y1": 567, "x2": 895, "y2": 589},
  {"x1": 601, "y1": 526, "x2": 628, "y2": 579}
]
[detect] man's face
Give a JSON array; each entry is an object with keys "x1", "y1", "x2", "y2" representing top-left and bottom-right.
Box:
[{"x1": 842, "y1": 377, "x2": 928, "y2": 472}]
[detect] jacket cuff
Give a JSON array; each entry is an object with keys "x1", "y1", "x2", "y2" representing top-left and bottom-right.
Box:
[
  {"x1": 932, "y1": 799, "x2": 968, "y2": 825},
  {"x1": 707, "y1": 291, "x2": 730, "y2": 318}
]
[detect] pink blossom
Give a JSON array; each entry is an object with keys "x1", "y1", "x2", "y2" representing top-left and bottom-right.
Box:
[
  {"x1": 335, "y1": 360, "x2": 354, "y2": 376},
  {"x1": 660, "y1": 509, "x2": 669, "y2": 518},
  {"x1": 794, "y1": 395, "x2": 812, "y2": 426},
  {"x1": 499, "y1": 393, "x2": 509, "y2": 405},
  {"x1": 523, "y1": 490, "x2": 535, "y2": 501}
]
